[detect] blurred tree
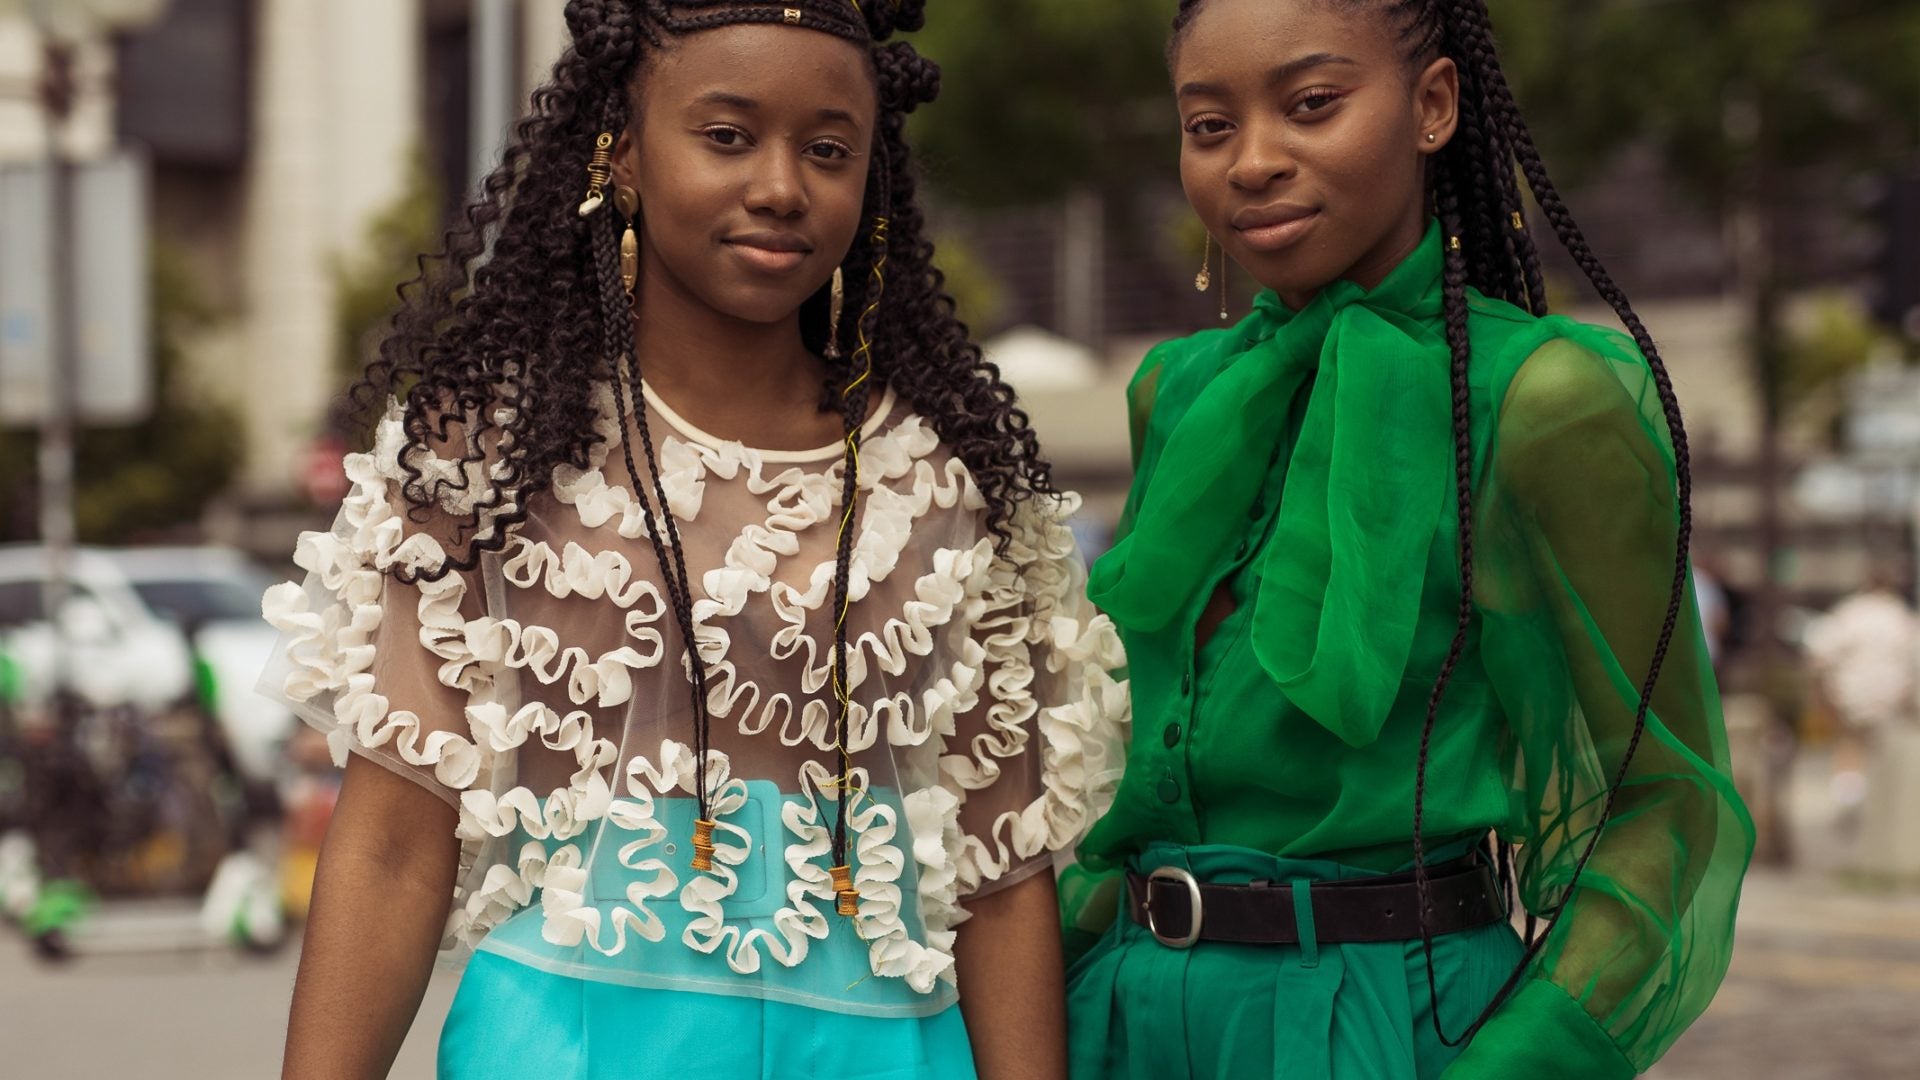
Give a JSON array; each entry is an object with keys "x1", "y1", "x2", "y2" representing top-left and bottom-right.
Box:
[
  {"x1": 1781, "y1": 293, "x2": 1892, "y2": 419},
  {"x1": 928, "y1": 231, "x2": 1007, "y2": 332},
  {"x1": 910, "y1": 0, "x2": 1178, "y2": 208},
  {"x1": 1490, "y1": 0, "x2": 1920, "y2": 658},
  {"x1": 331, "y1": 146, "x2": 443, "y2": 443},
  {"x1": 912, "y1": 1, "x2": 1182, "y2": 343},
  {"x1": 0, "y1": 245, "x2": 242, "y2": 544}
]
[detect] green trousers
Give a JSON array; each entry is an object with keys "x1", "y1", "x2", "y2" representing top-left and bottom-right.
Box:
[{"x1": 1066, "y1": 844, "x2": 1524, "y2": 1080}]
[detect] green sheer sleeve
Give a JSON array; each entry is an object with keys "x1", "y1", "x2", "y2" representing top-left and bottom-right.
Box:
[
  {"x1": 1058, "y1": 342, "x2": 1176, "y2": 963},
  {"x1": 1112, "y1": 344, "x2": 1173, "y2": 546},
  {"x1": 1446, "y1": 330, "x2": 1755, "y2": 1078}
]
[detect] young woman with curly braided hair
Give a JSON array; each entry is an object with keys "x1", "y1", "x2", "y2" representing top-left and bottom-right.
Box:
[
  {"x1": 1061, "y1": 1, "x2": 1752, "y2": 1077},
  {"x1": 263, "y1": 3, "x2": 1128, "y2": 1077}
]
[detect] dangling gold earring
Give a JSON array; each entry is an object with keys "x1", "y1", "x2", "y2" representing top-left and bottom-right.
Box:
[
  {"x1": 613, "y1": 185, "x2": 640, "y2": 297},
  {"x1": 1195, "y1": 232, "x2": 1213, "y2": 293},
  {"x1": 1217, "y1": 242, "x2": 1229, "y2": 322},
  {"x1": 824, "y1": 266, "x2": 846, "y2": 360}
]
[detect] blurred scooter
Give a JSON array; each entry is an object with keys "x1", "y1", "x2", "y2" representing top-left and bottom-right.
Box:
[{"x1": 0, "y1": 829, "x2": 285, "y2": 958}]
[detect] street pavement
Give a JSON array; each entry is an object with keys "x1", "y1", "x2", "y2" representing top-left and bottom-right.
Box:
[
  {"x1": 5, "y1": 753, "x2": 1916, "y2": 1078},
  {"x1": 1651, "y1": 869, "x2": 1920, "y2": 1080},
  {"x1": 0, "y1": 922, "x2": 456, "y2": 1079}
]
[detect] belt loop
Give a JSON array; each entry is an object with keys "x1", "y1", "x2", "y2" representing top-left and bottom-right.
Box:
[{"x1": 1290, "y1": 879, "x2": 1319, "y2": 969}]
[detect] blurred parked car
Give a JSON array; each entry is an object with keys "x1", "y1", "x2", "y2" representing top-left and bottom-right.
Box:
[
  {"x1": 0, "y1": 545, "x2": 290, "y2": 787},
  {"x1": 0, "y1": 546, "x2": 195, "y2": 715},
  {"x1": 106, "y1": 547, "x2": 291, "y2": 785}
]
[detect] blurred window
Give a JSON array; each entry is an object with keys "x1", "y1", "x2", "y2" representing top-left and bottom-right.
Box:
[
  {"x1": 130, "y1": 577, "x2": 267, "y2": 627},
  {"x1": 115, "y1": 0, "x2": 250, "y2": 167},
  {"x1": 0, "y1": 581, "x2": 43, "y2": 628}
]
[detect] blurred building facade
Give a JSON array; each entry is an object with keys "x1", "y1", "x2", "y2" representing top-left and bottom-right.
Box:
[
  {"x1": 2, "y1": 0, "x2": 570, "y2": 509},
  {"x1": 2, "y1": 1, "x2": 1910, "y2": 617}
]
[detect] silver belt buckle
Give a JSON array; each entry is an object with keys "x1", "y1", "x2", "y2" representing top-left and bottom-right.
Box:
[{"x1": 1145, "y1": 865, "x2": 1204, "y2": 949}]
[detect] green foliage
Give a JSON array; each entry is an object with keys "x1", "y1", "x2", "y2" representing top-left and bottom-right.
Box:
[
  {"x1": 1489, "y1": 0, "x2": 1920, "y2": 205},
  {"x1": 929, "y1": 231, "x2": 1006, "y2": 333},
  {"x1": 331, "y1": 147, "x2": 443, "y2": 387},
  {"x1": 1781, "y1": 292, "x2": 1894, "y2": 411},
  {"x1": 910, "y1": 0, "x2": 1177, "y2": 207},
  {"x1": 0, "y1": 243, "x2": 244, "y2": 543}
]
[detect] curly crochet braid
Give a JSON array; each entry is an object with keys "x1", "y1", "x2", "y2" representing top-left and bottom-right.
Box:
[
  {"x1": 356, "y1": 0, "x2": 1054, "y2": 585},
  {"x1": 1173, "y1": 0, "x2": 1695, "y2": 1048},
  {"x1": 356, "y1": 0, "x2": 1056, "y2": 872}
]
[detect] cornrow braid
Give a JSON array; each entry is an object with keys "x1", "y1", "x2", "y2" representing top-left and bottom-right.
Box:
[{"x1": 1172, "y1": 0, "x2": 1696, "y2": 1050}]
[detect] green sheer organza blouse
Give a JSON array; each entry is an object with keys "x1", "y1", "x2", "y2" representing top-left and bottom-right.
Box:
[{"x1": 1066, "y1": 223, "x2": 1754, "y2": 1079}]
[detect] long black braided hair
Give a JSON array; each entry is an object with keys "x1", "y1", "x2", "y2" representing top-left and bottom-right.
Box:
[
  {"x1": 355, "y1": 0, "x2": 1052, "y2": 898},
  {"x1": 1173, "y1": 0, "x2": 1694, "y2": 1047}
]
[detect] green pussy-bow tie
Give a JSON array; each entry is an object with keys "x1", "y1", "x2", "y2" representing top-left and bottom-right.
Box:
[{"x1": 1090, "y1": 222, "x2": 1454, "y2": 749}]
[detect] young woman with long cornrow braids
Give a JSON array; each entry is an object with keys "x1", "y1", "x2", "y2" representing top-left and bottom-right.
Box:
[
  {"x1": 262, "y1": 3, "x2": 1128, "y2": 1077},
  {"x1": 1064, "y1": 1, "x2": 1752, "y2": 1077}
]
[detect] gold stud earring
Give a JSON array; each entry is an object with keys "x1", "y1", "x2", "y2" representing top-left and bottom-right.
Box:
[
  {"x1": 1195, "y1": 232, "x2": 1213, "y2": 293},
  {"x1": 613, "y1": 185, "x2": 640, "y2": 296},
  {"x1": 1426, "y1": 132, "x2": 1438, "y2": 144},
  {"x1": 824, "y1": 266, "x2": 846, "y2": 360}
]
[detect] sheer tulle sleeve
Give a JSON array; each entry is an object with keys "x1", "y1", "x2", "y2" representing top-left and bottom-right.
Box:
[
  {"x1": 1056, "y1": 346, "x2": 1172, "y2": 959},
  {"x1": 1448, "y1": 331, "x2": 1755, "y2": 1079},
  {"x1": 938, "y1": 494, "x2": 1130, "y2": 905},
  {"x1": 256, "y1": 409, "x2": 498, "y2": 804},
  {"x1": 1112, "y1": 343, "x2": 1173, "y2": 545}
]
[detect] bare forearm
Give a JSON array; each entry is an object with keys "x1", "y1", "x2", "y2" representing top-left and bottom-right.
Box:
[
  {"x1": 953, "y1": 870, "x2": 1067, "y2": 1080},
  {"x1": 283, "y1": 759, "x2": 459, "y2": 1080}
]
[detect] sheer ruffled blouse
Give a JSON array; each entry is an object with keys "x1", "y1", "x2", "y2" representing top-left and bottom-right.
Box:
[{"x1": 259, "y1": 382, "x2": 1130, "y2": 1017}]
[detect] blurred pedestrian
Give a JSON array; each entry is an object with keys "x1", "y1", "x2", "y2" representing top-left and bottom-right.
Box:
[{"x1": 1804, "y1": 571, "x2": 1919, "y2": 818}]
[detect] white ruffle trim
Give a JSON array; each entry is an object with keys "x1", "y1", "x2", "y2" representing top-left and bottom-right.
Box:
[{"x1": 262, "y1": 394, "x2": 1130, "y2": 992}]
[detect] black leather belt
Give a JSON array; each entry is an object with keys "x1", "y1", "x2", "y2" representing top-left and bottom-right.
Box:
[{"x1": 1125, "y1": 855, "x2": 1506, "y2": 949}]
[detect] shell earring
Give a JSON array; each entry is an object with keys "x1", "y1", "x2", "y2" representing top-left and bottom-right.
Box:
[{"x1": 1195, "y1": 233, "x2": 1213, "y2": 293}]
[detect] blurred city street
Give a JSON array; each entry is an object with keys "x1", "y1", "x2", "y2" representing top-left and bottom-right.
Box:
[
  {"x1": 1, "y1": 0, "x2": 1918, "y2": 1078},
  {"x1": 6, "y1": 878, "x2": 1919, "y2": 1079},
  {"x1": 2, "y1": 753, "x2": 1917, "y2": 1078},
  {"x1": 0, "y1": 909, "x2": 457, "y2": 1079},
  {"x1": 2, "y1": 940, "x2": 451, "y2": 1078},
  {"x1": 1650, "y1": 747, "x2": 1920, "y2": 1080},
  {"x1": 1656, "y1": 871, "x2": 1920, "y2": 1080}
]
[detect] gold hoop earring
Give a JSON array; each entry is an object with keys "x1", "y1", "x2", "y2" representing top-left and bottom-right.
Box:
[
  {"x1": 1195, "y1": 232, "x2": 1213, "y2": 293},
  {"x1": 613, "y1": 186, "x2": 640, "y2": 297},
  {"x1": 824, "y1": 266, "x2": 846, "y2": 360}
]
